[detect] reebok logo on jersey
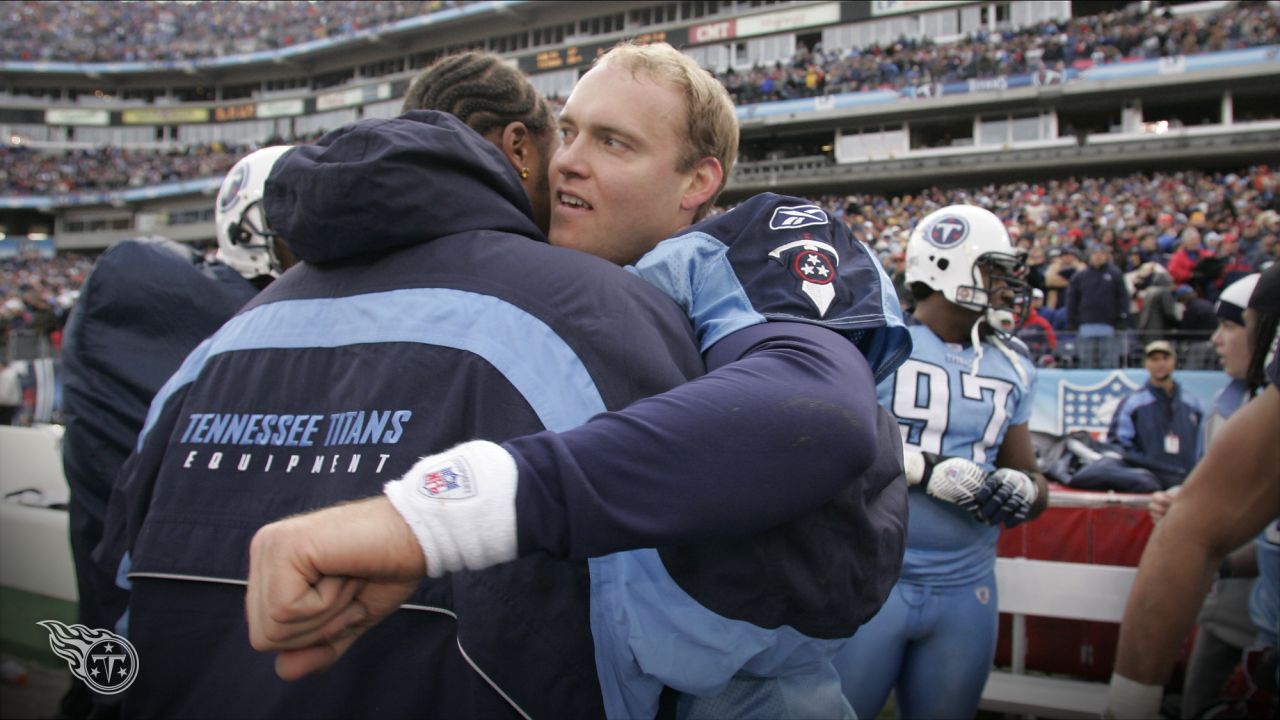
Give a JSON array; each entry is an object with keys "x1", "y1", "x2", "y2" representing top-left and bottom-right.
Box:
[
  {"x1": 416, "y1": 458, "x2": 475, "y2": 500},
  {"x1": 769, "y1": 205, "x2": 828, "y2": 230}
]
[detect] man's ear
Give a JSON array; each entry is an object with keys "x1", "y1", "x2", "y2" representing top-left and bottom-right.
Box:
[
  {"x1": 499, "y1": 121, "x2": 530, "y2": 171},
  {"x1": 679, "y1": 156, "x2": 724, "y2": 213}
]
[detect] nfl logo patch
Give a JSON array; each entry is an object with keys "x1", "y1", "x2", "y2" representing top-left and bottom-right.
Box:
[
  {"x1": 1057, "y1": 371, "x2": 1141, "y2": 437},
  {"x1": 416, "y1": 459, "x2": 476, "y2": 500}
]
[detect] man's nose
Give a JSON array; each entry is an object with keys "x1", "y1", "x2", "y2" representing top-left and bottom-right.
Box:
[{"x1": 552, "y1": 138, "x2": 588, "y2": 179}]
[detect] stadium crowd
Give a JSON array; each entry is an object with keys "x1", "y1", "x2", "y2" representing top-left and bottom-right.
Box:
[
  {"x1": 1, "y1": 144, "x2": 248, "y2": 196},
  {"x1": 1, "y1": 0, "x2": 1274, "y2": 69},
  {"x1": 0, "y1": 130, "x2": 328, "y2": 196},
  {"x1": 1, "y1": 252, "x2": 92, "y2": 351},
  {"x1": 719, "y1": 1, "x2": 1280, "y2": 103},
  {"x1": 3, "y1": 3, "x2": 1277, "y2": 197},
  {"x1": 0, "y1": 1, "x2": 468, "y2": 64},
  {"x1": 3, "y1": 166, "x2": 1274, "y2": 370},
  {"x1": 800, "y1": 166, "x2": 1279, "y2": 365}
]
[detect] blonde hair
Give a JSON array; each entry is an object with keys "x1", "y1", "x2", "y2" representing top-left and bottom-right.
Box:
[{"x1": 597, "y1": 42, "x2": 738, "y2": 220}]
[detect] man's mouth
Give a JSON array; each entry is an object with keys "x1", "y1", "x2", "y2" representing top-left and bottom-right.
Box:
[{"x1": 557, "y1": 191, "x2": 593, "y2": 210}]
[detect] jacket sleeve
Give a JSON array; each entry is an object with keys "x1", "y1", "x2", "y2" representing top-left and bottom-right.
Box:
[
  {"x1": 1107, "y1": 395, "x2": 1139, "y2": 451},
  {"x1": 1167, "y1": 252, "x2": 1191, "y2": 285},
  {"x1": 507, "y1": 321, "x2": 880, "y2": 560},
  {"x1": 1067, "y1": 275, "x2": 1080, "y2": 329},
  {"x1": 1115, "y1": 271, "x2": 1131, "y2": 325}
]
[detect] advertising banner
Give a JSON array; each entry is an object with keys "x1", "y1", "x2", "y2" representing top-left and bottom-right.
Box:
[
  {"x1": 44, "y1": 109, "x2": 110, "y2": 126},
  {"x1": 122, "y1": 107, "x2": 209, "y2": 125}
]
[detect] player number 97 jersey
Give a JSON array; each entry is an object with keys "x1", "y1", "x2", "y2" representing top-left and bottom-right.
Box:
[
  {"x1": 878, "y1": 325, "x2": 1034, "y2": 474},
  {"x1": 877, "y1": 324, "x2": 1036, "y2": 582}
]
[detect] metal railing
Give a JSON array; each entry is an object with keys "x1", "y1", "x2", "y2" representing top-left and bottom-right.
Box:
[{"x1": 1016, "y1": 328, "x2": 1219, "y2": 370}]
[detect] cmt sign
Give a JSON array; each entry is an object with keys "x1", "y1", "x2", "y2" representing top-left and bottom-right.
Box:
[{"x1": 691, "y1": 20, "x2": 736, "y2": 43}]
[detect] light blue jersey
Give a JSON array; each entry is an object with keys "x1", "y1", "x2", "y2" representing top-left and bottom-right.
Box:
[
  {"x1": 1205, "y1": 378, "x2": 1249, "y2": 448},
  {"x1": 1253, "y1": 519, "x2": 1280, "y2": 649},
  {"x1": 876, "y1": 322, "x2": 1036, "y2": 585},
  {"x1": 837, "y1": 319, "x2": 1037, "y2": 719},
  {"x1": 591, "y1": 193, "x2": 909, "y2": 720}
]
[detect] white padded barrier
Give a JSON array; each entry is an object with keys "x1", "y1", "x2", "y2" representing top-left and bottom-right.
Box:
[
  {"x1": 980, "y1": 557, "x2": 1138, "y2": 718},
  {"x1": 0, "y1": 424, "x2": 78, "y2": 602}
]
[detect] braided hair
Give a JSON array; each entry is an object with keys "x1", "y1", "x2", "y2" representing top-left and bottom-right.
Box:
[{"x1": 402, "y1": 52, "x2": 554, "y2": 150}]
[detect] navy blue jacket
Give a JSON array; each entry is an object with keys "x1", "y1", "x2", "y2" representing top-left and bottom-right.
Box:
[
  {"x1": 97, "y1": 112, "x2": 705, "y2": 718},
  {"x1": 1066, "y1": 263, "x2": 1129, "y2": 328},
  {"x1": 61, "y1": 237, "x2": 257, "y2": 633},
  {"x1": 1107, "y1": 381, "x2": 1205, "y2": 477}
]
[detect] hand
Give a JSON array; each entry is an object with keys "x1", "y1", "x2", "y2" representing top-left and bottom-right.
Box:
[
  {"x1": 246, "y1": 496, "x2": 427, "y2": 681},
  {"x1": 924, "y1": 457, "x2": 990, "y2": 515},
  {"x1": 975, "y1": 468, "x2": 1038, "y2": 528},
  {"x1": 1147, "y1": 485, "x2": 1180, "y2": 524}
]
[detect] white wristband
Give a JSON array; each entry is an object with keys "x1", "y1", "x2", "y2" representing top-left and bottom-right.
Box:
[
  {"x1": 1104, "y1": 673, "x2": 1162, "y2": 718},
  {"x1": 383, "y1": 440, "x2": 519, "y2": 578},
  {"x1": 904, "y1": 450, "x2": 925, "y2": 485}
]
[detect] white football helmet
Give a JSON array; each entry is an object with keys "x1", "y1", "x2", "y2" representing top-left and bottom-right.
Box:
[
  {"x1": 905, "y1": 204, "x2": 1029, "y2": 335},
  {"x1": 215, "y1": 145, "x2": 293, "y2": 280}
]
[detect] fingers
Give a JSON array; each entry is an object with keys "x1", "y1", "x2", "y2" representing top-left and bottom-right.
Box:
[
  {"x1": 256, "y1": 577, "x2": 368, "y2": 651},
  {"x1": 247, "y1": 518, "x2": 366, "y2": 651},
  {"x1": 268, "y1": 586, "x2": 413, "y2": 681},
  {"x1": 245, "y1": 497, "x2": 429, "y2": 679},
  {"x1": 273, "y1": 633, "x2": 358, "y2": 681},
  {"x1": 1147, "y1": 491, "x2": 1174, "y2": 523}
]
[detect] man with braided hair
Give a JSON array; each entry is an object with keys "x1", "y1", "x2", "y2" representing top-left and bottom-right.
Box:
[
  {"x1": 104, "y1": 49, "x2": 909, "y2": 718},
  {"x1": 98, "y1": 56, "x2": 702, "y2": 717},
  {"x1": 399, "y1": 53, "x2": 556, "y2": 235}
]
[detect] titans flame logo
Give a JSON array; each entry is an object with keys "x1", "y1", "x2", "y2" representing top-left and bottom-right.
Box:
[{"x1": 38, "y1": 620, "x2": 139, "y2": 694}]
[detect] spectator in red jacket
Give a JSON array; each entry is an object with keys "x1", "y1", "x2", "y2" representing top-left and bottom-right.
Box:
[
  {"x1": 1168, "y1": 227, "x2": 1214, "y2": 286},
  {"x1": 1017, "y1": 288, "x2": 1057, "y2": 363}
]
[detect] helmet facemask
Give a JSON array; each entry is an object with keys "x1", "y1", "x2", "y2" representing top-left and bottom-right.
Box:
[
  {"x1": 225, "y1": 198, "x2": 283, "y2": 277},
  {"x1": 962, "y1": 253, "x2": 1030, "y2": 338}
]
